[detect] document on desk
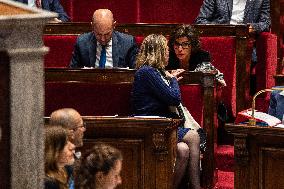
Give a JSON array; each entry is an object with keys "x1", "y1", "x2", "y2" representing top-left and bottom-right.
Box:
[{"x1": 235, "y1": 109, "x2": 281, "y2": 126}]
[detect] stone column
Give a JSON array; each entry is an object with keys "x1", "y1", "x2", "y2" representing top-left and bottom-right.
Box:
[{"x1": 0, "y1": 1, "x2": 56, "y2": 188}]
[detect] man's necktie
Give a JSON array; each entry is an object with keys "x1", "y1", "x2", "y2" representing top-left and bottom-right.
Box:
[
  {"x1": 35, "y1": 0, "x2": 41, "y2": 8},
  {"x1": 99, "y1": 45, "x2": 106, "y2": 68}
]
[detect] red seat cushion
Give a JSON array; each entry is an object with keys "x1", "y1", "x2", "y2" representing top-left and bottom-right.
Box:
[
  {"x1": 201, "y1": 37, "x2": 236, "y2": 117},
  {"x1": 44, "y1": 35, "x2": 78, "y2": 68},
  {"x1": 256, "y1": 32, "x2": 277, "y2": 92},
  {"x1": 72, "y1": 0, "x2": 138, "y2": 22},
  {"x1": 180, "y1": 85, "x2": 203, "y2": 126},
  {"x1": 139, "y1": 0, "x2": 203, "y2": 23}
]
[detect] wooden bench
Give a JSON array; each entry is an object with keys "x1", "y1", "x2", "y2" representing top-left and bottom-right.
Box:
[
  {"x1": 45, "y1": 68, "x2": 217, "y2": 188},
  {"x1": 45, "y1": 116, "x2": 179, "y2": 189}
]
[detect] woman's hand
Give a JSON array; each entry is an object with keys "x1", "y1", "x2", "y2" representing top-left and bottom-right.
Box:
[{"x1": 168, "y1": 69, "x2": 185, "y2": 81}]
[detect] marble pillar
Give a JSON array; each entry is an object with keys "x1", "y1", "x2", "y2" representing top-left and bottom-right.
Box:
[{"x1": 0, "y1": 1, "x2": 56, "y2": 188}]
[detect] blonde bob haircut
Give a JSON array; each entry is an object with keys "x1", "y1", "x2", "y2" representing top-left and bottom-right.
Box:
[{"x1": 136, "y1": 34, "x2": 168, "y2": 70}]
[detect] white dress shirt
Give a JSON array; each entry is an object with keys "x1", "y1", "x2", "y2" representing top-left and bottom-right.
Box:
[
  {"x1": 230, "y1": 0, "x2": 247, "y2": 24},
  {"x1": 95, "y1": 39, "x2": 113, "y2": 68}
]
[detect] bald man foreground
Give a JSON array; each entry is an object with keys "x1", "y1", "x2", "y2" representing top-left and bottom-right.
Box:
[
  {"x1": 70, "y1": 9, "x2": 138, "y2": 69},
  {"x1": 50, "y1": 108, "x2": 86, "y2": 147}
]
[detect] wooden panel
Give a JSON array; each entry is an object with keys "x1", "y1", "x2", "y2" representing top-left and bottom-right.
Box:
[
  {"x1": 0, "y1": 3, "x2": 34, "y2": 15},
  {"x1": 260, "y1": 147, "x2": 284, "y2": 189},
  {"x1": 274, "y1": 74, "x2": 284, "y2": 85},
  {"x1": 45, "y1": 116, "x2": 179, "y2": 189},
  {"x1": 225, "y1": 123, "x2": 284, "y2": 189},
  {"x1": 83, "y1": 139, "x2": 144, "y2": 189}
]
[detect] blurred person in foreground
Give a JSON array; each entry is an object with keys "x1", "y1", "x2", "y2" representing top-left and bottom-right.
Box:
[
  {"x1": 74, "y1": 144, "x2": 123, "y2": 189},
  {"x1": 44, "y1": 125, "x2": 76, "y2": 189}
]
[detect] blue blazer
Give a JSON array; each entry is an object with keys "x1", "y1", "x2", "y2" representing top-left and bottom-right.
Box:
[
  {"x1": 70, "y1": 31, "x2": 138, "y2": 69},
  {"x1": 14, "y1": 0, "x2": 70, "y2": 22},
  {"x1": 268, "y1": 89, "x2": 284, "y2": 121},
  {"x1": 195, "y1": 0, "x2": 271, "y2": 33}
]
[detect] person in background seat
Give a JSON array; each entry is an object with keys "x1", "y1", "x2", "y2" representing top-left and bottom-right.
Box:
[
  {"x1": 70, "y1": 9, "x2": 138, "y2": 69},
  {"x1": 166, "y1": 24, "x2": 226, "y2": 86},
  {"x1": 13, "y1": 0, "x2": 70, "y2": 22},
  {"x1": 50, "y1": 108, "x2": 86, "y2": 148}
]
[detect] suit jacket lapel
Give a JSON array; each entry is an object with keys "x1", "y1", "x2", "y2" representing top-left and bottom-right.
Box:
[
  {"x1": 112, "y1": 32, "x2": 119, "y2": 67},
  {"x1": 89, "y1": 33, "x2": 97, "y2": 68}
]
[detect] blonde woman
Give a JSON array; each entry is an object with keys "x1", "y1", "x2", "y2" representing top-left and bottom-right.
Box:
[{"x1": 132, "y1": 34, "x2": 201, "y2": 189}]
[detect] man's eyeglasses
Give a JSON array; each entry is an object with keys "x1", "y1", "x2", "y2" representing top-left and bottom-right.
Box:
[
  {"x1": 71, "y1": 122, "x2": 86, "y2": 131},
  {"x1": 173, "y1": 41, "x2": 191, "y2": 49}
]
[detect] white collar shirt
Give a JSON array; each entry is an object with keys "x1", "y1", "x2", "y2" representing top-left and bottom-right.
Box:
[{"x1": 95, "y1": 39, "x2": 113, "y2": 68}]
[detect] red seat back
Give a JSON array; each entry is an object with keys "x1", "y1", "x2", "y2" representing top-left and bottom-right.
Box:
[
  {"x1": 201, "y1": 36, "x2": 236, "y2": 117},
  {"x1": 45, "y1": 82, "x2": 132, "y2": 116},
  {"x1": 43, "y1": 35, "x2": 78, "y2": 68}
]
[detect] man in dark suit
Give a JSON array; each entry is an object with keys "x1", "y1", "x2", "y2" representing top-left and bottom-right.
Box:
[
  {"x1": 195, "y1": 0, "x2": 271, "y2": 33},
  {"x1": 13, "y1": 0, "x2": 70, "y2": 22},
  {"x1": 69, "y1": 9, "x2": 138, "y2": 69}
]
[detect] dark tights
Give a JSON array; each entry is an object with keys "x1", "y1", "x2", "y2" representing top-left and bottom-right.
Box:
[{"x1": 173, "y1": 130, "x2": 200, "y2": 189}]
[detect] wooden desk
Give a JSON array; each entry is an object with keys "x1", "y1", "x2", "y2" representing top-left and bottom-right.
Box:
[
  {"x1": 225, "y1": 123, "x2": 284, "y2": 189},
  {"x1": 46, "y1": 116, "x2": 179, "y2": 189}
]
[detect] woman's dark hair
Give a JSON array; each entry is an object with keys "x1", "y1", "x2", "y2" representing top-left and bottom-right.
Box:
[
  {"x1": 74, "y1": 143, "x2": 123, "y2": 189},
  {"x1": 169, "y1": 24, "x2": 201, "y2": 54}
]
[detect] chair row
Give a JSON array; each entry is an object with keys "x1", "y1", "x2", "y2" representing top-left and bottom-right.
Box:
[
  {"x1": 60, "y1": 0, "x2": 204, "y2": 23},
  {"x1": 45, "y1": 68, "x2": 217, "y2": 188},
  {"x1": 43, "y1": 23, "x2": 277, "y2": 118}
]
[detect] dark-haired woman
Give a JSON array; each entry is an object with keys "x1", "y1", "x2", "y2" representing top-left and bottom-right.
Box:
[{"x1": 167, "y1": 24, "x2": 226, "y2": 86}]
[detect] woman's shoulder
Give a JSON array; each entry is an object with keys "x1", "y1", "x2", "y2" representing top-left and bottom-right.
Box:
[{"x1": 136, "y1": 65, "x2": 157, "y2": 74}]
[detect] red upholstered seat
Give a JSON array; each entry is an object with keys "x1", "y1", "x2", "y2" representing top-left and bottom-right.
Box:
[
  {"x1": 139, "y1": 0, "x2": 203, "y2": 23},
  {"x1": 201, "y1": 37, "x2": 236, "y2": 117},
  {"x1": 60, "y1": 0, "x2": 74, "y2": 21},
  {"x1": 255, "y1": 32, "x2": 278, "y2": 92},
  {"x1": 180, "y1": 85, "x2": 203, "y2": 126},
  {"x1": 45, "y1": 82, "x2": 132, "y2": 116},
  {"x1": 60, "y1": 0, "x2": 203, "y2": 23},
  {"x1": 45, "y1": 81, "x2": 205, "y2": 122},
  {"x1": 43, "y1": 35, "x2": 78, "y2": 68},
  {"x1": 71, "y1": 0, "x2": 139, "y2": 22}
]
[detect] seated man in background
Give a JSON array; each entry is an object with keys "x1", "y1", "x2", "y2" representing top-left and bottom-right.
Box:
[
  {"x1": 268, "y1": 88, "x2": 284, "y2": 121},
  {"x1": 195, "y1": 0, "x2": 270, "y2": 33},
  {"x1": 13, "y1": 0, "x2": 70, "y2": 22},
  {"x1": 69, "y1": 9, "x2": 138, "y2": 69},
  {"x1": 195, "y1": 0, "x2": 271, "y2": 94},
  {"x1": 50, "y1": 108, "x2": 86, "y2": 150}
]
